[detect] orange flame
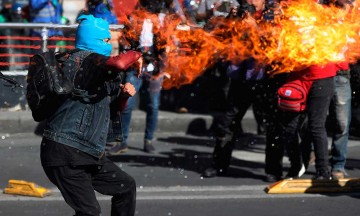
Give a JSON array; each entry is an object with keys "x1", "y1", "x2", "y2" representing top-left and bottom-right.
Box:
[
  {"x1": 116, "y1": 0, "x2": 360, "y2": 89},
  {"x1": 263, "y1": 0, "x2": 360, "y2": 73}
]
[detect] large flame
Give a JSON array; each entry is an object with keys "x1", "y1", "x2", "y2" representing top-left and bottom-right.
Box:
[
  {"x1": 264, "y1": 0, "x2": 360, "y2": 73},
  {"x1": 116, "y1": 0, "x2": 360, "y2": 89}
]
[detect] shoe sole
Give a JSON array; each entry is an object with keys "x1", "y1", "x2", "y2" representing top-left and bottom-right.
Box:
[
  {"x1": 106, "y1": 142, "x2": 119, "y2": 148},
  {"x1": 331, "y1": 173, "x2": 345, "y2": 180},
  {"x1": 107, "y1": 148, "x2": 128, "y2": 155}
]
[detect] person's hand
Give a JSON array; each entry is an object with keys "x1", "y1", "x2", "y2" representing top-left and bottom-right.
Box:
[{"x1": 120, "y1": 82, "x2": 136, "y2": 97}]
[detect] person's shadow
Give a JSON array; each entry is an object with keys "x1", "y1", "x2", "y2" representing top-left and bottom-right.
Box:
[{"x1": 109, "y1": 133, "x2": 268, "y2": 181}]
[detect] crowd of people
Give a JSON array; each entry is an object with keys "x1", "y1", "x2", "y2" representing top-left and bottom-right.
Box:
[{"x1": 1, "y1": 0, "x2": 360, "y2": 215}]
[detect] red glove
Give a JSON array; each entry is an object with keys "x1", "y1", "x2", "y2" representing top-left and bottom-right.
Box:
[{"x1": 106, "y1": 50, "x2": 142, "y2": 71}]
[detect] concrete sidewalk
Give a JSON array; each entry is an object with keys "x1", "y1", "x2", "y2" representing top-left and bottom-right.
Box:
[{"x1": 0, "y1": 109, "x2": 257, "y2": 135}]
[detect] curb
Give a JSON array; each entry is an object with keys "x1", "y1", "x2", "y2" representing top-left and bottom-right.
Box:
[{"x1": 0, "y1": 109, "x2": 257, "y2": 134}]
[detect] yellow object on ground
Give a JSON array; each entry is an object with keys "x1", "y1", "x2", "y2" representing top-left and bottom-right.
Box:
[
  {"x1": 3, "y1": 180, "x2": 51, "y2": 198},
  {"x1": 266, "y1": 178, "x2": 360, "y2": 194}
]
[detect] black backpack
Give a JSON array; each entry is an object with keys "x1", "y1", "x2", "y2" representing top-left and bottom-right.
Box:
[{"x1": 26, "y1": 50, "x2": 76, "y2": 122}]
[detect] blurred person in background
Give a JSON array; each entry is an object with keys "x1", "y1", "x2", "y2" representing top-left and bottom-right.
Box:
[
  {"x1": 28, "y1": 0, "x2": 63, "y2": 52},
  {"x1": 0, "y1": 1, "x2": 29, "y2": 110},
  {"x1": 0, "y1": 2, "x2": 29, "y2": 71},
  {"x1": 202, "y1": 0, "x2": 278, "y2": 178},
  {"x1": 300, "y1": 0, "x2": 354, "y2": 181},
  {"x1": 106, "y1": 0, "x2": 170, "y2": 155},
  {"x1": 349, "y1": 60, "x2": 360, "y2": 139},
  {"x1": 86, "y1": 0, "x2": 118, "y2": 24}
]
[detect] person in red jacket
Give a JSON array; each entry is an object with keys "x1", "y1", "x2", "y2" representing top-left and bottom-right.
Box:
[
  {"x1": 301, "y1": 61, "x2": 352, "y2": 180},
  {"x1": 265, "y1": 0, "x2": 351, "y2": 182},
  {"x1": 274, "y1": 63, "x2": 337, "y2": 180},
  {"x1": 300, "y1": 0, "x2": 354, "y2": 180}
]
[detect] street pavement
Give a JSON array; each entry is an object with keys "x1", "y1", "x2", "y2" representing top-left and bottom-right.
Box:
[{"x1": 0, "y1": 109, "x2": 360, "y2": 215}]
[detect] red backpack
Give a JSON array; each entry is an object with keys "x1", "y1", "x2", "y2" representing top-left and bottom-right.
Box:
[{"x1": 277, "y1": 78, "x2": 313, "y2": 112}]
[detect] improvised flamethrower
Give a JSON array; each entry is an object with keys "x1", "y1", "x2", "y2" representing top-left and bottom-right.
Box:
[{"x1": 0, "y1": 71, "x2": 24, "y2": 90}]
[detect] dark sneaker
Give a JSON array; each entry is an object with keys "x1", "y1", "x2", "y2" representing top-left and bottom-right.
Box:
[
  {"x1": 312, "y1": 169, "x2": 332, "y2": 180},
  {"x1": 106, "y1": 143, "x2": 128, "y2": 155},
  {"x1": 264, "y1": 174, "x2": 282, "y2": 183},
  {"x1": 285, "y1": 164, "x2": 306, "y2": 180},
  {"x1": 331, "y1": 170, "x2": 345, "y2": 180},
  {"x1": 106, "y1": 141, "x2": 119, "y2": 150},
  {"x1": 144, "y1": 140, "x2": 155, "y2": 153}
]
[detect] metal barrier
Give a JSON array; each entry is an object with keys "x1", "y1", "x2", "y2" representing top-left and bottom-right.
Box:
[
  {"x1": 0, "y1": 23, "x2": 124, "y2": 109},
  {"x1": 0, "y1": 22, "x2": 124, "y2": 75}
]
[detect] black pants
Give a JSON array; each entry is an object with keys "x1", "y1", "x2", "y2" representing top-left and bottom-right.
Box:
[
  {"x1": 215, "y1": 79, "x2": 266, "y2": 138},
  {"x1": 43, "y1": 160, "x2": 136, "y2": 216},
  {"x1": 212, "y1": 79, "x2": 267, "y2": 171},
  {"x1": 263, "y1": 74, "x2": 287, "y2": 177},
  {"x1": 268, "y1": 77, "x2": 334, "y2": 176}
]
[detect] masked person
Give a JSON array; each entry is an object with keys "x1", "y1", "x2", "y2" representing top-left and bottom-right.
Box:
[{"x1": 39, "y1": 14, "x2": 142, "y2": 216}]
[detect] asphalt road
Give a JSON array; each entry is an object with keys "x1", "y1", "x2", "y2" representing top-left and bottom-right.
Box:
[{"x1": 0, "y1": 132, "x2": 359, "y2": 216}]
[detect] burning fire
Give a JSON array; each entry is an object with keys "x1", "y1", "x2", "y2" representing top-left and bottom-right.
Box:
[
  {"x1": 116, "y1": 0, "x2": 360, "y2": 89},
  {"x1": 266, "y1": 0, "x2": 360, "y2": 73}
]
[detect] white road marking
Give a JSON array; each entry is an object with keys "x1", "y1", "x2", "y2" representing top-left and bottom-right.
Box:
[{"x1": 0, "y1": 185, "x2": 341, "y2": 201}]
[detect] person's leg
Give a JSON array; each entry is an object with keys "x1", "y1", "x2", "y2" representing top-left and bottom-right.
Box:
[
  {"x1": 43, "y1": 165, "x2": 102, "y2": 216},
  {"x1": 307, "y1": 77, "x2": 334, "y2": 179},
  {"x1": 203, "y1": 104, "x2": 247, "y2": 177},
  {"x1": 299, "y1": 118, "x2": 315, "y2": 170},
  {"x1": 92, "y1": 159, "x2": 136, "y2": 216},
  {"x1": 107, "y1": 71, "x2": 142, "y2": 155},
  {"x1": 121, "y1": 71, "x2": 143, "y2": 145},
  {"x1": 252, "y1": 81, "x2": 267, "y2": 135},
  {"x1": 215, "y1": 80, "x2": 252, "y2": 138},
  {"x1": 142, "y1": 77, "x2": 162, "y2": 152},
  {"x1": 203, "y1": 80, "x2": 252, "y2": 177},
  {"x1": 278, "y1": 111, "x2": 306, "y2": 178},
  {"x1": 330, "y1": 73, "x2": 352, "y2": 179},
  {"x1": 263, "y1": 74, "x2": 287, "y2": 181},
  {"x1": 265, "y1": 120, "x2": 284, "y2": 181}
]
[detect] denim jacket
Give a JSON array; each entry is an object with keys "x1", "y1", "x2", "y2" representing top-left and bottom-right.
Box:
[{"x1": 43, "y1": 50, "x2": 122, "y2": 158}]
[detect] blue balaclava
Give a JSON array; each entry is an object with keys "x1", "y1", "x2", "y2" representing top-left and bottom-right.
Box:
[{"x1": 75, "y1": 14, "x2": 112, "y2": 56}]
